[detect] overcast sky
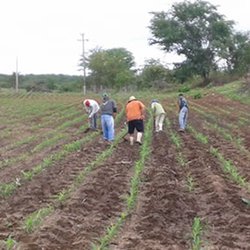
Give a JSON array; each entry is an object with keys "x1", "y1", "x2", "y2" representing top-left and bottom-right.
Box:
[{"x1": 0, "y1": 0, "x2": 249, "y2": 75}]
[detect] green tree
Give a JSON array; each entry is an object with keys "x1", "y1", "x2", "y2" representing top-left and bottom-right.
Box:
[
  {"x1": 138, "y1": 59, "x2": 172, "y2": 89},
  {"x1": 149, "y1": 0, "x2": 234, "y2": 84},
  {"x1": 224, "y1": 32, "x2": 250, "y2": 75},
  {"x1": 87, "y1": 47, "x2": 135, "y2": 90}
]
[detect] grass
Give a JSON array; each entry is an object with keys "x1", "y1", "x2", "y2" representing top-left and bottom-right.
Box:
[{"x1": 212, "y1": 80, "x2": 250, "y2": 104}]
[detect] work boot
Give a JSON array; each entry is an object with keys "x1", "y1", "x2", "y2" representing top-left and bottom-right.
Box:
[
  {"x1": 136, "y1": 132, "x2": 143, "y2": 145},
  {"x1": 129, "y1": 136, "x2": 134, "y2": 146}
]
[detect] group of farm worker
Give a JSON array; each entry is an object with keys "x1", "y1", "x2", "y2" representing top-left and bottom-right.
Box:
[{"x1": 83, "y1": 93, "x2": 188, "y2": 145}]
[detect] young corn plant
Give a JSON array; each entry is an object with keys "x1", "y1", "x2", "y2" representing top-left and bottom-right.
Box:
[
  {"x1": 210, "y1": 146, "x2": 248, "y2": 190},
  {"x1": 176, "y1": 152, "x2": 186, "y2": 168},
  {"x1": 21, "y1": 170, "x2": 34, "y2": 181},
  {"x1": 4, "y1": 235, "x2": 16, "y2": 250},
  {"x1": 94, "y1": 217, "x2": 124, "y2": 250},
  {"x1": 166, "y1": 118, "x2": 182, "y2": 149},
  {"x1": 188, "y1": 126, "x2": 208, "y2": 144},
  {"x1": 0, "y1": 183, "x2": 17, "y2": 198},
  {"x1": 205, "y1": 121, "x2": 249, "y2": 156},
  {"x1": 92, "y1": 112, "x2": 153, "y2": 250},
  {"x1": 191, "y1": 217, "x2": 203, "y2": 250},
  {"x1": 21, "y1": 129, "x2": 125, "y2": 236},
  {"x1": 31, "y1": 133, "x2": 65, "y2": 153},
  {"x1": 23, "y1": 206, "x2": 54, "y2": 233},
  {"x1": 53, "y1": 189, "x2": 70, "y2": 204},
  {"x1": 187, "y1": 175, "x2": 196, "y2": 192},
  {"x1": 0, "y1": 130, "x2": 99, "y2": 197}
]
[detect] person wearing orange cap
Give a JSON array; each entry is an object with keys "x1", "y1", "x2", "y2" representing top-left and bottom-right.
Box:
[
  {"x1": 83, "y1": 99, "x2": 100, "y2": 130},
  {"x1": 125, "y1": 96, "x2": 145, "y2": 145}
]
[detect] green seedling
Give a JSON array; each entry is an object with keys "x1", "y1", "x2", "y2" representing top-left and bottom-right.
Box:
[
  {"x1": 0, "y1": 183, "x2": 17, "y2": 197},
  {"x1": 192, "y1": 217, "x2": 203, "y2": 250},
  {"x1": 21, "y1": 170, "x2": 34, "y2": 181},
  {"x1": 187, "y1": 175, "x2": 196, "y2": 192},
  {"x1": 53, "y1": 189, "x2": 69, "y2": 204},
  {"x1": 4, "y1": 235, "x2": 16, "y2": 250},
  {"x1": 23, "y1": 206, "x2": 53, "y2": 233}
]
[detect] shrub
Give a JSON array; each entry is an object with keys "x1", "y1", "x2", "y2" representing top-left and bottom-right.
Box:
[
  {"x1": 178, "y1": 85, "x2": 190, "y2": 93},
  {"x1": 193, "y1": 92, "x2": 202, "y2": 99}
]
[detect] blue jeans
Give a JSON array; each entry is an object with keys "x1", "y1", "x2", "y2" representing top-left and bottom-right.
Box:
[
  {"x1": 179, "y1": 106, "x2": 188, "y2": 130},
  {"x1": 101, "y1": 114, "x2": 114, "y2": 141}
]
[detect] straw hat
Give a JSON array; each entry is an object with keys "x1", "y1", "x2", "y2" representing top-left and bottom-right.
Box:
[{"x1": 129, "y1": 96, "x2": 136, "y2": 101}]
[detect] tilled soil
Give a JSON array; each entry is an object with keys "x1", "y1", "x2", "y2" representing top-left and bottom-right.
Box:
[
  {"x1": 16, "y1": 140, "x2": 140, "y2": 250},
  {"x1": 110, "y1": 130, "x2": 197, "y2": 250},
  {"x1": 0, "y1": 93, "x2": 250, "y2": 250}
]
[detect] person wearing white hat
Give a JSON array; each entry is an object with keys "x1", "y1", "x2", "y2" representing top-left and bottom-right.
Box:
[
  {"x1": 125, "y1": 96, "x2": 145, "y2": 145},
  {"x1": 151, "y1": 99, "x2": 166, "y2": 132}
]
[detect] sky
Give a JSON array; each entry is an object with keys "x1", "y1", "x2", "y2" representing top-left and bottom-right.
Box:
[{"x1": 0, "y1": 0, "x2": 249, "y2": 75}]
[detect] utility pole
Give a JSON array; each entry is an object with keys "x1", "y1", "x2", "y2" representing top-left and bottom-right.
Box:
[
  {"x1": 15, "y1": 56, "x2": 19, "y2": 93},
  {"x1": 78, "y1": 33, "x2": 87, "y2": 95}
]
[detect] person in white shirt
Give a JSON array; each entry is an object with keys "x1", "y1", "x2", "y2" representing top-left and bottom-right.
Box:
[
  {"x1": 83, "y1": 99, "x2": 100, "y2": 130},
  {"x1": 151, "y1": 99, "x2": 166, "y2": 132}
]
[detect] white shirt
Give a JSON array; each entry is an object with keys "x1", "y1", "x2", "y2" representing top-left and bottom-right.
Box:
[{"x1": 84, "y1": 99, "x2": 100, "y2": 118}]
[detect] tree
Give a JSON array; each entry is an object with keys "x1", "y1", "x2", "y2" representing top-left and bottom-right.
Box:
[
  {"x1": 224, "y1": 32, "x2": 250, "y2": 75},
  {"x1": 138, "y1": 59, "x2": 172, "y2": 89},
  {"x1": 87, "y1": 47, "x2": 136, "y2": 90},
  {"x1": 149, "y1": 0, "x2": 234, "y2": 83}
]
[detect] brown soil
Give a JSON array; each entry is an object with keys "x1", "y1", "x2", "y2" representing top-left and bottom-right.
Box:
[
  {"x1": 0, "y1": 93, "x2": 250, "y2": 250},
  {"x1": 109, "y1": 114, "x2": 250, "y2": 250}
]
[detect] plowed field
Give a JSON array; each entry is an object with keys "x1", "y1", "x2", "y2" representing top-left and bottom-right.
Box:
[{"x1": 0, "y1": 91, "x2": 249, "y2": 250}]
